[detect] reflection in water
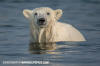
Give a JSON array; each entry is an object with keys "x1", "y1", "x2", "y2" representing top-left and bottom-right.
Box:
[
  {"x1": 29, "y1": 49, "x2": 62, "y2": 54},
  {"x1": 29, "y1": 42, "x2": 59, "y2": 54},
  {"x1": 29, "y1": 42, "x2": 57, "y2": 50},
  {"x1": 29, "y1": 42, "x2": 74, "y2": 54}
]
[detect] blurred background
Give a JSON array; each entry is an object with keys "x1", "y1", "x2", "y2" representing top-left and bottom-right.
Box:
[{"x1": 0, "y1": 0, "x2": 100, "y2": 66}]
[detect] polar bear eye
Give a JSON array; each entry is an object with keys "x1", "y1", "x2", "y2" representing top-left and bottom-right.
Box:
[
  {"x1": 34, "y1": 13, "x2": 37, "y2": 15},
  {"x1": 47, "y1": 12, "x2": 50, "y2": 15}
]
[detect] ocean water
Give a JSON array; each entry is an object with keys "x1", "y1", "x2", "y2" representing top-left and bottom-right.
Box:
[{"x1": 0, "y1": 0, "x2": 100, "y2": 66}]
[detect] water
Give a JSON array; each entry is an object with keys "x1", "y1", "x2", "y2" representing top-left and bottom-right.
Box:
[{"x1": 0, "y1": 0, "x2": 100, "y2": 66}]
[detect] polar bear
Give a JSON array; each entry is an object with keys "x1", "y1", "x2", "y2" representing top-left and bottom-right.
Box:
[{"x1": 23, "y1": 7, "x2": 86, "y2": 50}]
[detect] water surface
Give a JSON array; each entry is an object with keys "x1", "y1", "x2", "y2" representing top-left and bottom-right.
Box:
[{"x1": 0, "y1": 0, "x2": 100, "y2": 66}]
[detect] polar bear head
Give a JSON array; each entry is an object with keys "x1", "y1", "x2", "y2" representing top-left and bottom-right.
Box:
[{"x1": 23, "y1": 7, "x2": 62, "y2": 28}]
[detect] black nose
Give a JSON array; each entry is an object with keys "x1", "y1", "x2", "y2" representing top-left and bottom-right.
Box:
[{"x1": 38, "y1": 18, "x2": 45, "y2": 25}]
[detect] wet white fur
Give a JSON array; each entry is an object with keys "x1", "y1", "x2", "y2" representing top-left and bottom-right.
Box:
[{"x1": 23, "y1": 7, "x2": 86, "y2": 43}]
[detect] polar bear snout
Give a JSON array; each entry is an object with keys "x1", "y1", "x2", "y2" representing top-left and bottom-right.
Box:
[
  {"x1": 37, "y1": 18, "x2": 47, "y2": 27},
  {"x1": 38, "y1": 18, "x2": 45, "y2": 25}
]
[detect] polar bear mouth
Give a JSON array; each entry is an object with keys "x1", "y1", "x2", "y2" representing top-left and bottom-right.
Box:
[{"x1": 37, "y1": 18, "x2": 47, "y2": 27}]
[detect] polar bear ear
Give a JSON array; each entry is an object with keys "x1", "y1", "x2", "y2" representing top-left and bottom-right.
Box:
[
  {"x1": 23, "y1": 9, "x2": 33, "y2": 20},
  {"x1": 55, "y1": 9, "x2": 63, "y2": 20}
]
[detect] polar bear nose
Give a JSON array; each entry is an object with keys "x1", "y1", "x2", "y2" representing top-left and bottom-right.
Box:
[{"x1": 38, "y1": 18, "x2": 46, "y2": 25}]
